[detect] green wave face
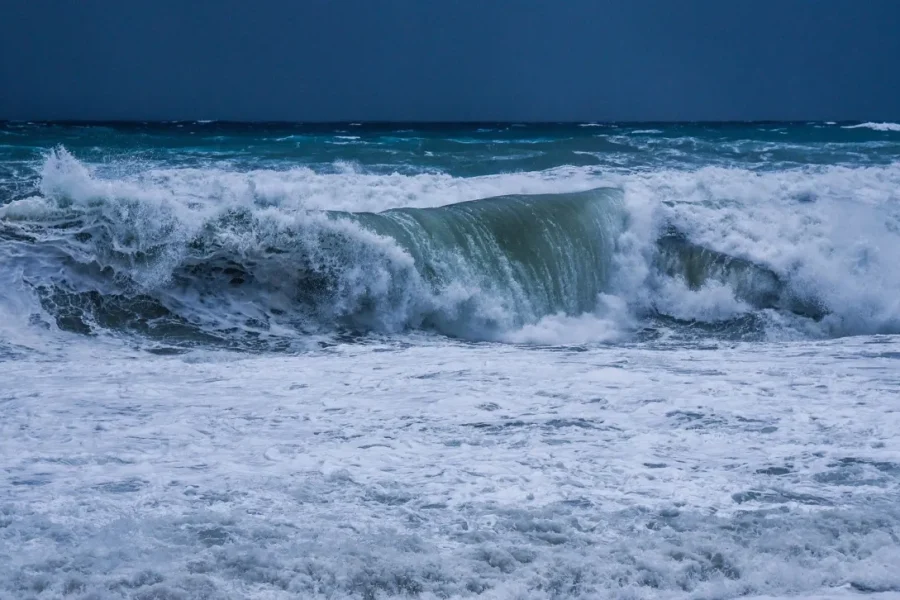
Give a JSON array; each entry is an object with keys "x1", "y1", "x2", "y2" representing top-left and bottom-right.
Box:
[{"x1": 346, "y1": 188, "x2": 626, "y2": 331}]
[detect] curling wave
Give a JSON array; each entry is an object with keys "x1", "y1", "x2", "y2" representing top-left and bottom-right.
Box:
[
  {"x1": 0, "y1": 150, "x2": 626, "y2": 345},
  {"x1": 1, "y1": 148, "x2": 899, "y2": 349}
]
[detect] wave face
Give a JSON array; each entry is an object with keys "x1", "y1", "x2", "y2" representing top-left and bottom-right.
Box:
[
  {"x1": 2, "y1": 145, "x2": 900, "y2": 349},
  {"x1": 350, "y1": 190, "x2": 624, "y2": 334}
]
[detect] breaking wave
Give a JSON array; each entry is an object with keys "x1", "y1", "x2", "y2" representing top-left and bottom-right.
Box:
[
  {"x1": 1, "y1": 148, "x2": 899, "y2": 349},
  {"x1": 843, "y1": 122, "x2": 900, "y2": 132}
]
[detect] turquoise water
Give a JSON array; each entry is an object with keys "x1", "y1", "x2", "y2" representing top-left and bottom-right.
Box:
[{"x1": 3, "y1": 122, "x2": 899, "y2": 179}]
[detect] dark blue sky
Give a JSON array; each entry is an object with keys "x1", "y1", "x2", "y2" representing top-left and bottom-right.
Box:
[{"x1": 1, "y1": 0, "x2": 899, "y2": 122}]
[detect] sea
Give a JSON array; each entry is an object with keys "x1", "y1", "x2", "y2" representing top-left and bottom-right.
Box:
[{"x1": 2, "y1": 121, "x2": 900, "y2": 600}]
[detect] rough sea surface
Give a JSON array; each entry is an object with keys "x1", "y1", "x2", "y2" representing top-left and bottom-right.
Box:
[{"x1": 2, "y1": 121, "x2": 900, "y2": 599}]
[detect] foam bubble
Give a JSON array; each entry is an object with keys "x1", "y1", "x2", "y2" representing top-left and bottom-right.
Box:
[
  {"x1": 500, "y1": 295, "x2": 634, "y2": 345},
  {"x1": 652, "y1": 279, "x2": 753, "y2": 322}
]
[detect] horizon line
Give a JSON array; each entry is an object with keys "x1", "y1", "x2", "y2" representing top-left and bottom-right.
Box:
[{"x1": 0, "y1": 119, "x2": 886, "y2": 126}]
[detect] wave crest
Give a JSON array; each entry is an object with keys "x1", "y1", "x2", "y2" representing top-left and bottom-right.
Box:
[
  {"x1": 842, "y1": 122, "x2": 900, "y2": 132},
  {"x1": 2, "y1": 148, "x2": 900, "y2": 348}
]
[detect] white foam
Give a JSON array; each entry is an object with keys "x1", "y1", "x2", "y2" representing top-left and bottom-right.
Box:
[
  {"x1": 843, "y1": 122, "x2": 900, "y2": 132},
  {"x1": 653, "y1": 278, "x2": 753, "y2": 322},
  {"x1": 3, "y1": 333, "x2": 900, "y2": 598},
  {"x1": 612, "y1": 163, "x2": 900, "y2": 336},
  {"x1": 500, "y1": 295, "x2": 633, "y2": 345},
  {"x1": 749, "y1": 593, "x2": 900, "y2": 600}
]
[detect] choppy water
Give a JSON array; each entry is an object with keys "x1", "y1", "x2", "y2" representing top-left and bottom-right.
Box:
[{"x1": 2, "y1": 121, "x2": 900, "y2": 599}]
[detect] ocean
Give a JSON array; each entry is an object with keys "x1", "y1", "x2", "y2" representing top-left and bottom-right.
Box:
[{"x1": 2, "y1": 121, "x2": 900, "y2": 599}]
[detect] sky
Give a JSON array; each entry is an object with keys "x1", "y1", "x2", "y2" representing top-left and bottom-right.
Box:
[{"x1": 1, "y1": 0, "x2": 899, "y2": 122}]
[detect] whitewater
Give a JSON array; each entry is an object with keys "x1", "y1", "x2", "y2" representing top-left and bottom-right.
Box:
[{"x1": 2, "y1": 121, "x2": 900, "y2": 599}]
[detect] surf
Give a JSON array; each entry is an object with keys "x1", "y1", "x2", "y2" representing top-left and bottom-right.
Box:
[{"x1": 1, "y1": 147, "x2": 900, "y2": 349}]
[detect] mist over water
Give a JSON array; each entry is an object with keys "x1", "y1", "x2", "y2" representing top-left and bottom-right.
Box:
[{"x1": 2, "y1": 122, "x2": 900, "y2": 599}]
